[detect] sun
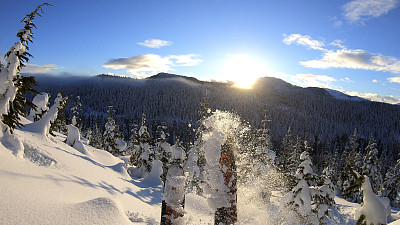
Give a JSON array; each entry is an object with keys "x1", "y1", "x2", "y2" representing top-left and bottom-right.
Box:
[{"x1": 218, "y1": 54, "x2": 267, "y2": 89}]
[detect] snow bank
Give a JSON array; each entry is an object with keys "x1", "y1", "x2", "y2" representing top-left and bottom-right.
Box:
[
  {"x1": 0, "y1": 130, "x2": 162, "y2": 225},
  {"x1": 0, "y1": 126, "x2": 24, "y2": 158}
]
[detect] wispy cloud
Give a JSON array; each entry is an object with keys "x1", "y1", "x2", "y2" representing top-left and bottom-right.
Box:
[
  {"x1": 342, "y1": 90, "x2": 400, "y2": 104},
  {"x1": 271, "y1": 72, "x2": 400, "y2": 104},
  {"x1": 372, "y1": 79, "x2": 379, "y2": 83},
  {"x1": 103, "y1": 54, "x2": 202, "y2": 77},
  {"x1": 282, "y1": 34, "x2": 326, "y2": 51},
  {"x1": 283, "y1": 34, "x2": 400, "y2": 74},
  {"x1": 300, "y1": 49, "x2": 400, "y2": 73},
  {"x1": 21, "y1": 64, "x2": 63, "y2": 74},
  {"x1": 168, "y1": 54, "x2": 203, "y2": 66},
  {"x1": 343, "y1": 0, "x2": 398, "y2": 24},
  {"x1": 270, "y1": 72, "x2": 337, "y2": 89},
  {"x1": 137, "y1": 39, "x2": 172, "y2": 48}
]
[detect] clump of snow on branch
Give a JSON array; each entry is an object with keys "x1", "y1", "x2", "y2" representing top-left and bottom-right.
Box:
[
  {"x1": 142, "y1": 160, "x2": 163, "y2": 187},
  {"x1": 355, "y1": 176, "x2": 387, "y2": 225},
  {"x1": 23, "y1": 93, "x2": 63, "y2": 136},
  {"x1": 66, "y1": 124, "x2": 89, "y2": 155},
  {"x1": 27, "y1": 93, "x2": 49, "y2": 121}
]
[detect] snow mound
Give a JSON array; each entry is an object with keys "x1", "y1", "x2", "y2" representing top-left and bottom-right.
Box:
[{"x1": 68, "y1": 197, "x2": 131, "y2": 225}]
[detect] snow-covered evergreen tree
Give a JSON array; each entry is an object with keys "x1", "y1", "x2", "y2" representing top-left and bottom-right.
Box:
[
  {"x1": 155, "y1": 123, "x2": 171, "y2": 183},
  {"x1": 102, "y1": 105, "x2": 122, "y2": 155},
  {"x1": 133, "y1": 112, "x2": 155, "y2": 178},
  {"x1": 312, "y1": 166, "x2": 336, "y2": 224},
  {"x1": 362, "y1": 134, "x2": 382, "y2": 195},
  {"x1": 127, "y1": 122, "x2": 140, "y2": 164},
  {"x1": 340, "y1": 129, "x2": 363, "y2": 202},
  {"x1": 0, "y1": 3, "x2": 50, "y2": 132},
  {"x1": 89, "y1": 123, "x2": 103, "y2": 149},
  {"x1": 49, "y1": 94, "x2": 68, "y2": 136},
  {"x1": 381, "y1": 158, "x2": 400, "y2": 207},
  {"x1": 70, "y1": 95, "x2": 82, "y2": 130},
  {"x1": 27, "y1": 93, "x2": 49, "y2": 122},
  {"x1": 161, "y1": 138, "x2": 186, "y2": 225},
  {"x1": 283, "y1": 151, "x2": 319, "y2": 225},
  {"x1": 183, "y1": 145, "x2": 201, "y2": 195}
]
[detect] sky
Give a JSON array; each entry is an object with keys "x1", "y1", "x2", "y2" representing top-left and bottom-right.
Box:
[{"x1": 1, "y1": 0, "x2": 400, "y2": 103}]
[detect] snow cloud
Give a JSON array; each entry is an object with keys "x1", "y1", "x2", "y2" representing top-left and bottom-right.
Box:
[
  {"x1": 137, "y1": 39, "x2": 172, "y2": 48},
  {"x1": 103, "y1": 54, "x2": 202, "y2": 77},
  {"x1": 343, "y1": 0, "x2": 398, "y2": 24},
  {"x1": 282, "y1": 34, "x2": 326, "y2": 51},
  {"x1": 300, "y1": 49, "x2": 400, "y2": 73},
  {"x1": 21, "y1": 64, "x2": 63, "y2": 74}
]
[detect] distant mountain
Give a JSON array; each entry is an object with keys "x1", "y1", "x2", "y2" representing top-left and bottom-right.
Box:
[
  {"x1": 147, "y1": 72, "x2": 201, "y2": 83},
  {"x1": 33, "y1": 73, "x2": 400, "y2": 148}
]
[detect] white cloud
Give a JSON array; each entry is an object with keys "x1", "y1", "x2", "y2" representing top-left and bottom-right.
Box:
[
  {"x1": 343, "y1": 0, "x2": 398, "y2": 24},
  {"x1": 387, "y1": 76, "x2": 400, "y2": 83},
  {"x1": 342, "y1": 90, "x2": 400, "y2": 104},
  {"x1": 300, "y1": 49, "x2": 400, "y2": 73},
  {"x1": 21, "y1": 64, "x2": 63, "y2": 74},
  {"x1": 137, "y1": 39, "x2": 172, "y2": 48},
  {"x1": 282, "y1": 34, "x2": 326, "y2": 51},
  {"x1": 169, "y1": 54, "x2": 203, "y2": 66},
  {"x1": 340, "y1": 77, "x2": 353, "y2": 82},
  {"x1": 329, "y1": 40, "x2": 346, "y2": 49},
  {"x1": 268, "y1": 72, "x2": 337, "y2": 89},
  {"x1": 372, "y1": 79, "x2": 379, "y2": 82},
  {"x1": 103, "y1": 54, "x2": 202, "y2": 77},
  {"x1": 290, "y1": 73, "x2": 336, "y2": 88}
]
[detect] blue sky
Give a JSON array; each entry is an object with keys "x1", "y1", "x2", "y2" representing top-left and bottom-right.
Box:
[{"x1": 1, "y1": 0, "x2": 400, "y2": 103}]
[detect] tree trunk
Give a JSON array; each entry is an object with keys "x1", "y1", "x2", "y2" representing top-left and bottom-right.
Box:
[{"x1": 215, "y1": 137, "x2": 237, "y2": 225}]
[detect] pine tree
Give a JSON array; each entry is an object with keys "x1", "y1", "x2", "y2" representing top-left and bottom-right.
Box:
[
  {"x1": 127, "y1": 122, "x2": 140, "y2": 165},
  {"x1": 283, "y1": 151, "x2": 319, "y2": 225},
  {"x1": 155, "y1": 122, "x2": 171, "y2": 183},
  {"x1": 312, "y1": 166, "x2": 336, "y2": 224},
  {"x1": 49, "y1": 94, "x2": 68, "y2": 136},
  {"x1": 102, "y1": 105, "x2": 120, "y2": 155},
  {"x1": 362, "y1": 134, "x2": 382, "y2": 195},
  {"x1": 70, "y1": 95, "x2": 82, "y2": 130},
  {"x1": 161, "y1": 138, "x2": 186, "y2": 225},
  {"x1": 0, "y1": 3, "x2": 50, "y2": 132},
  {"x1": 134, "y1": 111, "x2": 154, "y2": 177},
  {"x1": 89, "y1": 123, "x2": 103, "y2": 149},
  {"x1": 381, "y1": 160, "x2": 400, "y2": 207},
  {"x1": 341, "y1": 129, "x2": 363, "y2": 202}
]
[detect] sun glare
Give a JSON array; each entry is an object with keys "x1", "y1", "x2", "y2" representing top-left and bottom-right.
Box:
[{"x1": 218, "y1": 54, "x2": 267, "y2": 89}]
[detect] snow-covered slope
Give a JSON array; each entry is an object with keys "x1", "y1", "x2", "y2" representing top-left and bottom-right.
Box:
[
  {"x1": 1, "y1": 127, "x2": 399, "y2": 224},
  {"x1": 325, "y1": 88, "x2": 367, "y2": 102},
  {"x1": 0, "y1": 130, "x2": 161, "y2": 225}
]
